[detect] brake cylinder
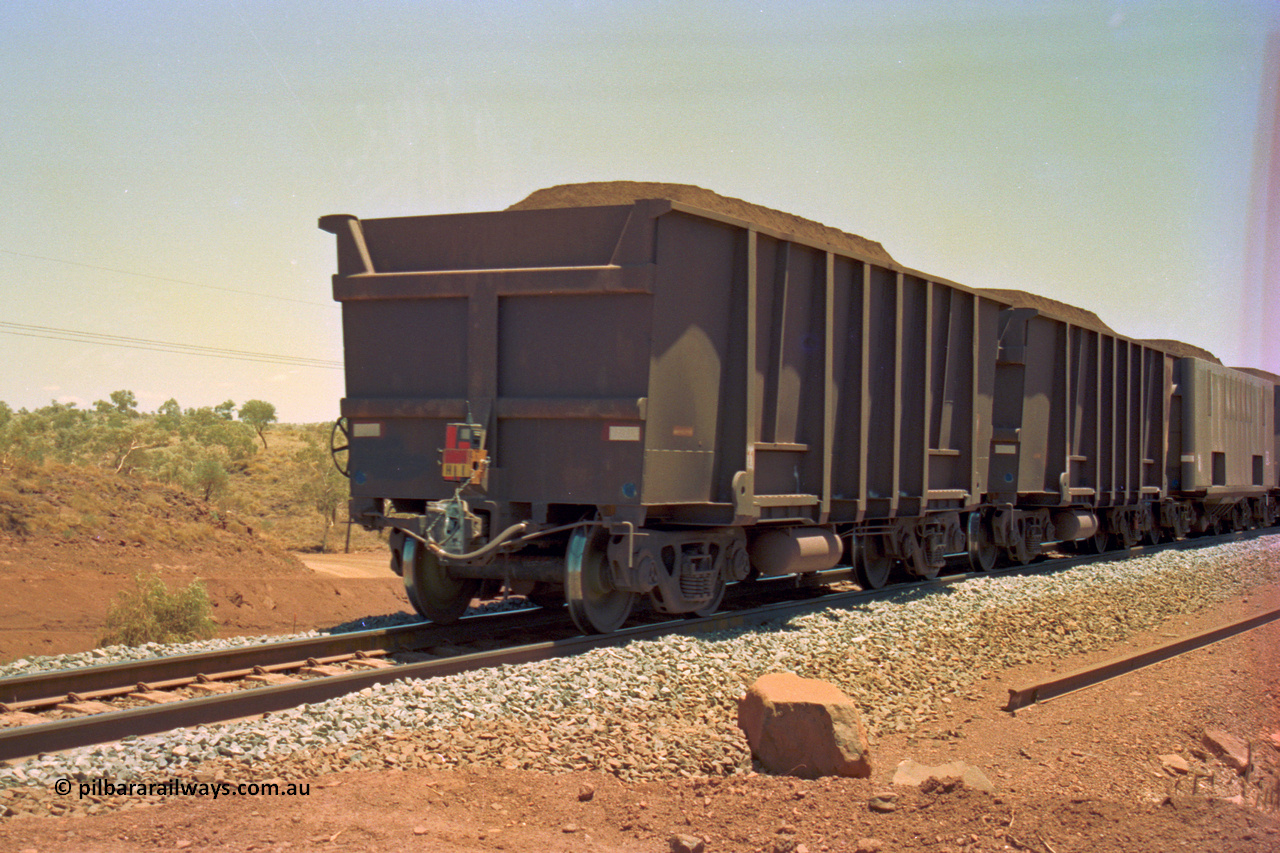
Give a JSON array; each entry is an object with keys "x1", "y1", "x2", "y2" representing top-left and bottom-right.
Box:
[
  {"x1": 749, "y1": 527, "x2": 842, "y2": 576},
  {"x1": 1050, "y1": 509, "x2": 1099, "y2": 541}
]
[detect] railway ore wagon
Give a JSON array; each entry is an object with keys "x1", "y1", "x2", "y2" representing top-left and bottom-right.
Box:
[
  {"x1": 1238, "y1": 367, "x2": 1280, "y2": 502},
  {"x1": 972, "y1": 302, "x2": 1277, "y2": 561},
  {"x1": 321, "y1": 183, "x2": 1275, "y2": 633},
  {"x1": 1176, "y1": 361, "x2": 1277, "y2": 531}
]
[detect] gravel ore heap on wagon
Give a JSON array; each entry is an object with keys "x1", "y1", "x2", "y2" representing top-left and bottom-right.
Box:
[{"x1": 507, "y1": 181, "x2": 896, "y2": 267}]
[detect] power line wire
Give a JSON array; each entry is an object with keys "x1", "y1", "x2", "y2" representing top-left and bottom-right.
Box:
[
  {"x1": 0, "y1": 321, "x2": 342, "y2": 370},
  {"x1": 0, "y1": 248, "x2": 332, "y2": 308}
]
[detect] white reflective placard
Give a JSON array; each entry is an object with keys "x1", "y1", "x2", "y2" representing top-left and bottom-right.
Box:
[{"x1": 607, "y1": 425, "x2": 641, "y2": 442}]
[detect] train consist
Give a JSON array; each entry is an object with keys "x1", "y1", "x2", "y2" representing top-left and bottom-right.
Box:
[{"x1": 321, "y1": 182, "x2": 1279, "y2": 634}]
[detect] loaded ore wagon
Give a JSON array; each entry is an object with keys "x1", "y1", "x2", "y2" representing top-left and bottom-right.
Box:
[{"x1": 321, "y1": 182, "x2": 1277, "y2": 633}]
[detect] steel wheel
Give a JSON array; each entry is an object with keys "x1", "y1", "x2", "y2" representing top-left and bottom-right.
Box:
[
  {"x1": 329, "y1": 417, "x2": 350, "y2": 477},
  {"x1": 565, "y1": 526, "x2": 635, "y2": 634},
  {"x1": 1085, "y1": 525, "x2": 1111, "y2": 554},
  {"x1": 855, "y1": 536, "x2": 893, "y2": 589},
  {"x1": 967, "y1": 513, "x2": 998, "y2": 572},
  {"x1": 402, "y1": 538, "x2": 480, "y2": 624}
]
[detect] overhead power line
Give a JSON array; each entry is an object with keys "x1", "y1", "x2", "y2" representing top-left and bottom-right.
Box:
[
  {"x1": 0, "y1": 321, "x2": 342, "y2": 370},
  {"x1": 0, "y1": 248, "x2": 332, "y2": 308}
]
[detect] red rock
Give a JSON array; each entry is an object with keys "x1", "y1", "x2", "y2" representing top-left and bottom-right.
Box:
[
  {"x1": 669, "y1": 835, "x2": 705, "y2": 853},
  {"x1": 891, "y1": 758, "x2": 995, "y2": 793},
  {"x1": 1202, "y1": 729, "x2": 1251, "y2": 774},
  {"x1": 1159, "y1": 754, "x2": 1191, "y2": 775},
  {"x1": 737, "y1": 672, "x2": 871, "y2": 779}
]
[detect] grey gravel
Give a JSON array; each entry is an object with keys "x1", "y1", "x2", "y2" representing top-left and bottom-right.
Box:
[
  {"x1": 2, "y1": 535, "x2": 1277, "y2": 802},
  {"x1": 0, "y1": 631, "x2": 325, "y2": 681},
  {"x1": 0, "y1": 598, "x2": 534, "y2": 680}
]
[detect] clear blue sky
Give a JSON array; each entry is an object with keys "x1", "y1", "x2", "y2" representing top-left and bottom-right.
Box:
[{"x1": 2, "y1": 1, "x2": 1277, "y2": 423}]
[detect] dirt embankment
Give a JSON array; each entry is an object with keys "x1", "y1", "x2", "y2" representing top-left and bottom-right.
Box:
[{"x1": 0, "y1": 464, "x2": 406, "y2": 662}]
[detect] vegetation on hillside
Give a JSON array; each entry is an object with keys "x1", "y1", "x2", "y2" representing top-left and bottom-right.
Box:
[
  {"x1": 98, "y1": 571, "x2": 217, "y2": 647},
  {"x1": 0, "y1": 392, "x2": 377, "y2": 553}
]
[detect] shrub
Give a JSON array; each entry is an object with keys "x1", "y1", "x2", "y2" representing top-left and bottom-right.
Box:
[{"x1": 97, "y1": 572, "x2": 216, "y2": 648}]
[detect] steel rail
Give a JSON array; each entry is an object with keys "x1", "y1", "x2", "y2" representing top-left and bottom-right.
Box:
[
  {"x1": 0, "y1": 607, "x2": 570, "y2": 711},
  {"x1": 1005, "y1": 605, "x2": 1280, "y2": 711}
]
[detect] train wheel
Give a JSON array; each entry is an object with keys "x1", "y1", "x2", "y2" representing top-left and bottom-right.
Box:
[
  {"x1": 329, "y1": 417, "x2": 350, "y2": 477},
  {"x1": 402, "y1": 538, "x2": 480, "y2": 624},
  {"x1": 855, "y1": 537, "x2": 893, "y2": 589},
  {"x1": 966, "y1": 513, "x2": 998, "y2": 572},
  {"x1": 565, "y1": 526, "x2": 635, "y2": 634},
  {"x1": 1085, "y1": 525, "x2": 1111, "y2": 554}
]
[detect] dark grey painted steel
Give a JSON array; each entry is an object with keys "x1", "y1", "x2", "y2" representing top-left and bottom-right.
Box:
[{"x1": 1178, "y1": 358, "x2": 1274, "y2": 494}]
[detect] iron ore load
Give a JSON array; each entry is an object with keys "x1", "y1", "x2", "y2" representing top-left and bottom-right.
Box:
[{"x1": 321, "y1": 182, "x2": 1279, "y2": 633}]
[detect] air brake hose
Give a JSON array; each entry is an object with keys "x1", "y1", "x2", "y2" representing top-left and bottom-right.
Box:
[{"x1": 424, "y1": 521, "x2": 535, "y2": 563}]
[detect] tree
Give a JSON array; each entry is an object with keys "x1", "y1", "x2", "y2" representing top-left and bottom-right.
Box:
[
  {"x1": 156, "y1": 398, "x2": 183, "y2": 432},
  {"x1": 191, "y1": 453, "x2": 229, "y2": 502},
  {"x1": 94, "y1": 416, "x2": 168, "y2": 474},
  {"x1": 213, "y1": 400, "x2": 237, "y2": 420},
  {"x1": 111, "y1": 390, "x2": 138, "y2": 416},
  {"x1": 294, "y1": 436, "x2": 347, "y2": 552},
  {"x1": 182, "y1": 406, "x2": 256, "y2": 465},
  {"x1": 239, "y1": 399, "x2": 278, "y2": 449},
  {"x1": 0, "y1": 401, "x2": 13, "y2": 468},
  {"x1": 16, "y1": 401, "x2": 95, "y2": 464}
]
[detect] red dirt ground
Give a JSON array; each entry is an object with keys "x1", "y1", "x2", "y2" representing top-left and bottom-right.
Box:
[
  {"x1": 0, "y1": 539, "x2": 407, "y2": 662},
  {"x1": 1, "y1": 537, "x2": 1278, "y2": 852}
]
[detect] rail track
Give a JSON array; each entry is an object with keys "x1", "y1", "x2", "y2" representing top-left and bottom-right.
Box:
[
  {"x1": 0, "y1": 528, "x2": 1272, "y2": 763},
  {"x1": 1005, "y1": 604, "x2": 1280, "y2": 711}
]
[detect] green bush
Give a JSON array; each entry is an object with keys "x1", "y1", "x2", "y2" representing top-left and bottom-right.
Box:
[{"x1": 97, "y1": 572, "x2": 216, "y2": 648}]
